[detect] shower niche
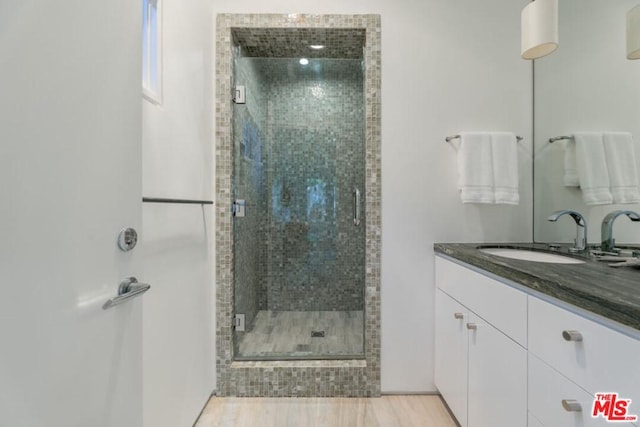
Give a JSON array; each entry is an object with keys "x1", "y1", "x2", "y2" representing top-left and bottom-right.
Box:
[{"x1": 216, "y1": 14, "x2": 380, "y2": 397}]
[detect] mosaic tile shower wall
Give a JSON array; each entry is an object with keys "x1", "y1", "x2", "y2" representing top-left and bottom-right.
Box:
[
  {"x1": 216, "y1": 14, "x2": 381, "y2": 397},
  {"x1": 233, "y1": 28, "x2": 366, "y2": 59},
  {"x1": 251, "y1": 58, "x2": 366, "y2": 312}
]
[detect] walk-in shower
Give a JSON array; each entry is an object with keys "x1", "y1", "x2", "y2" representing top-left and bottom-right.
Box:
[
  {"x1": 232, "y1": 46, "x2": 366, "y2": 360},
  {"x1": 216, "y1": 14, "x2": 380, "y2": 397}
]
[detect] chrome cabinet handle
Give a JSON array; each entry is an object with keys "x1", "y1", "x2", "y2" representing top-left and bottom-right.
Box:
[
  {"x1": 562, "y1": 399, "x2": 582, "y2": 412},
  {"x1": 466, "y1": 323, "x2": 477, "y2": 330},
  {"x1": 103, "y1": 277, "x2": 151, "y2": 310},
  {"x1": 562, "y1": 330, "x2": 583, "y2": 342},
  {"x1": 454, "y1": 312, "x2": 464, "y2": 319},
  {"x1": 353, "y1": 188, "x2": 361, "y2": 226}
]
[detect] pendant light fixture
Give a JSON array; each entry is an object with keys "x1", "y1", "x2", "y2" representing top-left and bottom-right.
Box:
[
  {"x1": 521, "y1": 0, "x2": 559, "y2": 60},
  {"x1": 627, "y1": 5, "x2": 640, "y2": 59}
]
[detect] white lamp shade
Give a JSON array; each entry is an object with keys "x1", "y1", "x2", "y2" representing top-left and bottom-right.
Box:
[
  {"x1": 627, "y1": 5, "x2": 640, "y2": 59},
  {"x1": 521, "y1": 0, "x2": 559, "y2": 60}
]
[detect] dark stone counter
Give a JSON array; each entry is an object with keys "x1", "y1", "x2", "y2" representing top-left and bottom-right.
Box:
[{"x1": 434, "y1": 243, "x2": 640, "y2": 332}]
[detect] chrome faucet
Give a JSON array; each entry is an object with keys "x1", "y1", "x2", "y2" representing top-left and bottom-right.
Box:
[
  {"x1": 601, "y1": 210, "x2": 640, "y2": 252},
  {"x1": 547, "y1": 210, "x2": 588, "y2": 252}
]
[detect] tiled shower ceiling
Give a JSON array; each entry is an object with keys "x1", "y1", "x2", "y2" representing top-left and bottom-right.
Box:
[{"x1": 232, "y1": 27, "x2": 366, "y2": 59}]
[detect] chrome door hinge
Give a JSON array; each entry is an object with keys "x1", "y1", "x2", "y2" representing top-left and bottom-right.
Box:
[
  {"x1": 233, "y1": 86, "x2": 246, "y2": 104},
  {"x1": 233, "y1": 199, "x2": 246, "y2": 217},
  {"x1": 234, "y1": 314, "x2": 245, "y2": 331}
]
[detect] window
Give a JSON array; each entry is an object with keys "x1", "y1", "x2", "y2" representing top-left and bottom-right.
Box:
[{"x1": 142, "y1": 0, "x2": 162, "y2": 103}]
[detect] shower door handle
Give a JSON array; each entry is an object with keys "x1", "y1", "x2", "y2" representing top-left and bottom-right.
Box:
[{"x1": 353, "y1": 188, "x2": 361, "y2": 226}]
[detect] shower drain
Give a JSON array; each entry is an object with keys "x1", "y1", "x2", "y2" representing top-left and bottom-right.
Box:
[{"x1": 311, "y1": 330, "x2": 325, "y2": 338}]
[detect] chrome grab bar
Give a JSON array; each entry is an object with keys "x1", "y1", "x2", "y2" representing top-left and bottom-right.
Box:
[
  {"x1": 353, "y1": 188, "x2": 361, "y2": 226},
  {"x1": 102, "y1": 277, "x2": 151, "y2": 310}
]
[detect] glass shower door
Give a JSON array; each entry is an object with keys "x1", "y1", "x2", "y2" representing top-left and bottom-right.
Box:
[{"x1": 232, "y1": 57, "x2": 365, "y2": 360}]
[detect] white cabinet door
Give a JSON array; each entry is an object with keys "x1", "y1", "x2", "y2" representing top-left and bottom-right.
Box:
[
  {"x1": 435, "y1": 289, "x2": 469, "y2": 427},
  {"x1": 529, "y1": 413, "x2": 546, "y2": 427},
  {"x1": 0, "y1": 1, "x2": 143, "y2": 426},
  {"x1": 467, "y1": 312, "x2": 527, "y2": 427}
]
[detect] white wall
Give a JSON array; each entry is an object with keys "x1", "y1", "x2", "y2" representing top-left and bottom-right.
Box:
[
  {"x1": 211, "y1": 0, "x2": 532, "y2": 392},
  {"x1": 142, "y1": 0, "x2": 215, "y2": 425}
]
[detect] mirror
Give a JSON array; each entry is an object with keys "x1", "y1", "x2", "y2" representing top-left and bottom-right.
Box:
[{"x1": 534, "y1": 0, "x2": 640, "y2": 246}]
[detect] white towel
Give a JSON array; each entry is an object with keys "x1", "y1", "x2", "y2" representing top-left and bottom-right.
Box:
[
  {"x1": 574, "y1": 132, "x2": 613, "y2": 205},
  {"x1": 491, "y1": 132, "x2": 520, "y2": 205},
  {"x1": 563, "y1": 139, "x2": 579, "y2": 187},
  {"x1": 603, "y1": 132, "x2": 640, "y2": 204},
  {"x1": 457, "y1": 132, "x2": 520, "y2": 204},
  {"x1": 458, "y1": 132, "x2": 494, "y2": 203}
]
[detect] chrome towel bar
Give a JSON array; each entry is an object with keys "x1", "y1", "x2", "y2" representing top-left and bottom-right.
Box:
[
  {"x1": 549, "y1": 135, "x2": 574, "y2": 143},
  {"x1": 143, "y1": 197, "x2": 213, "y2": 205},
  {"x1": 103, "y1": 277, "x2": 151, "y2": 310},
  {"x1": 445, "y1": 134, "x2": 523, "y2": 143}
]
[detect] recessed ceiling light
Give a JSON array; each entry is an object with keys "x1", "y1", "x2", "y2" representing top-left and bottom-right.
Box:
[
  {"x1": 299, "y1": 58, "x2": 309, "y2": 65},
  {"x1": 310, "y1": 45, "x2": 325, "y2": 50}
]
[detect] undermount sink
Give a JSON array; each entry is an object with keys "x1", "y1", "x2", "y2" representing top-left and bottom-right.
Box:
[{"x1": 479, "y1": 248, "x2": 586, "y2": 264}]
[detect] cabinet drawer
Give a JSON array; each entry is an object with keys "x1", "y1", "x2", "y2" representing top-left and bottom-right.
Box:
[
  {"x1": 529, "y1": 354, "x2": 636, "y2": 427},
  {"x1": 436, "y1": 256, "x2": 527, "y2": 346},
  {"x1": 529, "y1": 297, "x2": 640, "y2": 407}
]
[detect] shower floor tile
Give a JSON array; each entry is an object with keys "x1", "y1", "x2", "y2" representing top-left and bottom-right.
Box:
[{"x1": 237, "y1": 310, "x2": 364, "y2": 359}]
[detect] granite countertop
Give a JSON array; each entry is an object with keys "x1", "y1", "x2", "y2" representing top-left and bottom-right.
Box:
[{"x1": 434, "y1": 242, "x2": 640, "y2": 332}]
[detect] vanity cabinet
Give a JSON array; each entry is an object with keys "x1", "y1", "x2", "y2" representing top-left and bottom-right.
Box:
[
  {"x1": 435, "y1": 257, "x2": 527, "y2": 427},
  {"x1": 435, "y1": 253, "x2": 640, "y2": 427},
  {"x1": 528, "y1": 297, "x2": 639, "y2": 427}
]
